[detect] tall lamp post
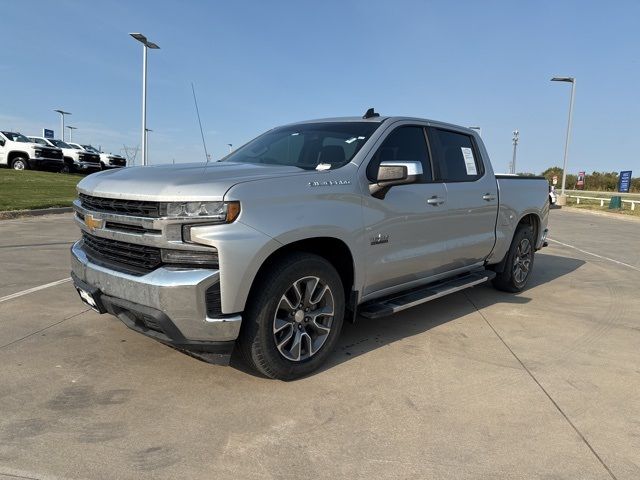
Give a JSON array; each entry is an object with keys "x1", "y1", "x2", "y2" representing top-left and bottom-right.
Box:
[
  {"x1": 66, "y1": 126, "x2": 78, "y2": 142},
  {"x1": 130, "y1": 33, "x2": 160, "y2": 166},
  {"x1": 551, "y1": 76, "x2": 576, "y2": 203},
  {"x1": 54, "y1": 109, "x2": 71, "y2": 141},
  {"x1": 227, "y1": 143, "x2": 233, "y2": 154},
  {"x1": 145, "y1": 128, "x2": 152, "y2": 164},
  {"x1": 511, "y1": 129, "x2": 519, "y2": 174}
]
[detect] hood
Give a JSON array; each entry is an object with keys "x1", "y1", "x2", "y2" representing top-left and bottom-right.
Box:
[{"x1": 77, "y1": 161, "x2": 306, "y2": 200}]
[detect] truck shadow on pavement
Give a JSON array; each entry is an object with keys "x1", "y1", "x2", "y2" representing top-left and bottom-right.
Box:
[
  {"x1": 230, "y1": 253, "x2": 584, "y2": 378},
  {"x1": 314, "y1": 252, "x2": 584, "y2": 377}
]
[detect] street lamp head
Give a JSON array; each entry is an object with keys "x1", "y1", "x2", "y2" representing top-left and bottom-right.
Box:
[
  {"x1": 66, "y1": 126, "x2": 77, "y2": 130},
  {"x1": 54, "y1": 109, "x2": 71, "y2": 115},
  {"x1": 551, "y1": 76, "x2": 575, "y2": 83},
  {"x1": 130, "y1": 32, "x2": 160, "y2": 49},
  {"x1": 130, "y1": 32, "x2": 147, "y2": 43}
]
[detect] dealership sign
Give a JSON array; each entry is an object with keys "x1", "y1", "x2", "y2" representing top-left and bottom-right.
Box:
[
  {"x1": 43, "y1": 128, "x2": 54, "y2": 139},
  {"x1": 576, "y1": 171, "x2": 586, "y2": 189},
  {"x1": 619, "y1": 170, "x2": 632, "y2": 193}
]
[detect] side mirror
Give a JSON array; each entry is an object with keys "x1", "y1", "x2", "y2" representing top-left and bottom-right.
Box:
[
  {"x1": 370, "y1": 161, "x2": 423, "y2": 198},
  {"x1": 0, "y1": 139, "x2": 5, "y2": 147}
]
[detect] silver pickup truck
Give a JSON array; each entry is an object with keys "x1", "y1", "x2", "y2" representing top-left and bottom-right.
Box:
[{"x1": 70, "y1": 111, "x2": 549, "y2": 379}]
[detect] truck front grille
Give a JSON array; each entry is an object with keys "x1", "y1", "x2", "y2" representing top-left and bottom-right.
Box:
[
  {"x1": 81, "y1": 232, "x2": 162, "y2": 275},
  {"x1": 109, "y1": 157, "x2": 126, "y2": 166},
  {"x1": 79, "y1": 193, "x2": 160, "y2": 218},
  {"x1": 79, "y1": 153, "x2": 100, "y2": 164},
  {"x1": 41, "y1": 149, "x2": 63, "y2": 160}
]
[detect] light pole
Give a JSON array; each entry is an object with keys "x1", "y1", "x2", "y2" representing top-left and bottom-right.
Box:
[
  {"x1": 227, "y1": 143, "x2": 233, "y2": 153},
  {"x1": 511, "y1": 129, "x2": 519, "y2": 174},
  {"x1": 551, "y1": 76, "x2": 576, "y2": 202},
  {"x1": 145, "y1": 128, "x2": 152, "y2": 164},
  {"x1": 54, "y1": 109, "x2": 71, "y2": 141},
  {"x1": 66, "y1": 126, "x2": 78, "y2": 142},
  {"x1": 130, "y1": 33, "x2": 160, "y2": 166}
]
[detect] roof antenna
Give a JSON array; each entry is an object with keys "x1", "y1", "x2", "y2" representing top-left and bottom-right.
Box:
[
  {"x1": 191, "y1": 82, "x2": 210, "y2": 163},
  {"x1": 363, "y1": 107, "x2": 380, "y2": 119}
]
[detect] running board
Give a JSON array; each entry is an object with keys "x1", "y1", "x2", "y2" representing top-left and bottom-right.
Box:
[{"x1": 359, "y1": 270, "x2": 496, "y2": 319}]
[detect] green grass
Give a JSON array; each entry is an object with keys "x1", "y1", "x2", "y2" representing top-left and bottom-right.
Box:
[
  {"x1": 565, "y1": 196, "x2": 640, "y2": 217},
  {"x1": 0, "y1": 169, "x2": 83, "y2": 211}
]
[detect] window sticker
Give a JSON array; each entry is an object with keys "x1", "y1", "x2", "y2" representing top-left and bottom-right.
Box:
[{"x1": 461, "y1": 147, "x2": 477, "y2": 175}]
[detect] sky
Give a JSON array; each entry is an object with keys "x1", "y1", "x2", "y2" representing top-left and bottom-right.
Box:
[{"x1": 1, "y1": 0, "x2": 639, "y2": 174}]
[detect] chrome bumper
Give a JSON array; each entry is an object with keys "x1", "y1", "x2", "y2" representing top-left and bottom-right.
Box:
[{"x1": 70, "y1": 241, "x2": 242, "y2": 342}]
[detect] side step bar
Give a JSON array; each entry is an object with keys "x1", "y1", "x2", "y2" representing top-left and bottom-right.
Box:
[{"x1": 359, "y1": 269, "x2": 496, "y2": 319}]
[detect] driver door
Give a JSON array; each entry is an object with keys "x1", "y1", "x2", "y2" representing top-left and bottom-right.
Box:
[{"x1": 362, "y1": 125, "x2": 450, "y2": 297}]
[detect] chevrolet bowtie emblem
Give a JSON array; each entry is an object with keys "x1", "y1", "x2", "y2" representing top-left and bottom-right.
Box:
[{"x1": 84, "y1": 214, "x2": 104, "y2": 232}]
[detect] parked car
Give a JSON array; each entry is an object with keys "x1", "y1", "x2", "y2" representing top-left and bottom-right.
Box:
[
  {"x1": 70, "y1": 111, "x2": 549, "y2": 380},
  {"x1": 0, "y1": 131, "x2": 63, "y2": 171},
  {"x1": 28, "y1": 137, "x2": 101, "y2": 173},
  {"x1": 81, "y1": 144, "x2": 127, "y2": 170}
]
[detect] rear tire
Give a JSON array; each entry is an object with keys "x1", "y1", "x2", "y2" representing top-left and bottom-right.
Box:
[
  {"x1": 492, "y1": 225, "x2": 535, "y2": 293},
  {"x1": 238, "y1": 253, "x2": 345, "y2": 380},
  {"x1": 11, "y1": 157, "x2": 29, "y2": 170}
]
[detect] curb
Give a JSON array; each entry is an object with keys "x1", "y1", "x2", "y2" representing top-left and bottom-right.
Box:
[
  {"x1": 559, "y1": 206, "x2": 640, "y2": 223},
  {"x1": 0, "y1": 207, "x2": 74, "y2": 220}
]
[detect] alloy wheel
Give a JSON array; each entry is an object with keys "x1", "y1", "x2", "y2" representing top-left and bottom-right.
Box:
[
  {"x1": 272, "y1": 276, "x2": 335, "y2": 362},
  {"x1": 513, "y1": 238, "x2": 532, "y2": 284}
]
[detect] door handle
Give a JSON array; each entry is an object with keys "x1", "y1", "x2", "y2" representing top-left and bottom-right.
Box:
[
  {"x1": 482, "y1": 193, "x2": 496, "y2": 201},
  {"x1": 427, "y1": 196, "x2": 445, "y2": 206}
]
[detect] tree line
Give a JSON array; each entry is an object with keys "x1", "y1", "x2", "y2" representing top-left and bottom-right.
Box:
[{"x1": 516, "y1": 167, "x2": 638, "y2": 193}]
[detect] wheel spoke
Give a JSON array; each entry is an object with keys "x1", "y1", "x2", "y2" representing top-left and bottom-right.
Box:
[
  {"x1": 288, "y1": 330, "x2": 303, "y2": 361},
  {"x1": 279, "y1": 294, "x2": 297, "y2": 313},
  {"x1": 310, "y1": 284, "x2": 329, "y2": 305},
  {"x1": 273, "y1": 317, "x2": 292, "y2": 335},
  {"x1": 301, "y1": 277, "x2": 319, "y2": 306},
  {"x1": 276, "y1": 327, "x2": 294, "y2": 350}
]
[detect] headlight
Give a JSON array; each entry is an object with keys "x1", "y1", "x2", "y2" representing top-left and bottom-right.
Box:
[
  {"x1": 160, "y1": 201, "x2": 240, "y2": 222},
  {"x1": 34, "y1": 149, "x2": 43, "y2": 156},
  {"x1": 161, "y1": 248, "x2": 218, "y2": 267}
]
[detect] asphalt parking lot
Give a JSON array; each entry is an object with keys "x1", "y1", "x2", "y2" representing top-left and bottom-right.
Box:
[{"x1": 1, "y1": 208, "x2": 639, "y2": 479}]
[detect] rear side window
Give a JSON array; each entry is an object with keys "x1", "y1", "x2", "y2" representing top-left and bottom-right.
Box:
[
  {"x1": 428, "y1": 128, "x2": 482, "y2": 182},
  {"x1": 367, "y1": 126, "x2": 432, "y2": 182}
]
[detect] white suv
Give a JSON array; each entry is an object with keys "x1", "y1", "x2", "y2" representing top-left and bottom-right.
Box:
[
  {"x1": 0, "y1": 131, "x2": 63, "y2": 170},
  {"x1": 28, "y1": 137, "x2": 101, "y2": 173}
]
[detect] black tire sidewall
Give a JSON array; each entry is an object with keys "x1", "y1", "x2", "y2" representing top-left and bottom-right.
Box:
[{"x1": 241, "y1": 254, "x2": 345, "y2": 380}]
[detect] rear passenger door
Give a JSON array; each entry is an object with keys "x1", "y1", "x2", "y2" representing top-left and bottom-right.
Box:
[{"x1": 427, "y1": 127, "x2": 498, "y2": 269}]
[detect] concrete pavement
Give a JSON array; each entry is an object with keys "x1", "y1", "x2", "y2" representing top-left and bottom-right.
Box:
[{"x1": 0, "y1": 209, "x2": 638, "y2": 479}]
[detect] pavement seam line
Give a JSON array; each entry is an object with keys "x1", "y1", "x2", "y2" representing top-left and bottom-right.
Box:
[
  {"x1": 463, "y1": 291, "x2": 618, "y2": 480},
  {"x1": 547, "y1": 238, "x2": 640, "y2": 272},
  {"x1": 0, "y1": 308, "x2": 90, "y2": 350},
  {"x1": 0, "y1": 278, "x2": 72, "y2": 304}
]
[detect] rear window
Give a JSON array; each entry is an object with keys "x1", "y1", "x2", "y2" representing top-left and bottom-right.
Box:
[{"x1": 427, "y1": 128, "x2": 483, "y2": 182}]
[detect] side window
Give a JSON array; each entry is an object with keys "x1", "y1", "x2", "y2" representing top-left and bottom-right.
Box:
[
  {"x1": 367, "y1": 126, "x2": 432, "y2": 182},
  {"x1": 427, "y1": 128, "x2": 483, "y2": 182}
]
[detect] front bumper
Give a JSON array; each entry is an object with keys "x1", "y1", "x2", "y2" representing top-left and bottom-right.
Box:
[
  {"x1": 76, "y1": 161, "x2": 101, "y2": 171},
  {"x1": 29, "y1": 156, "x2": 63, "y2": 169},
  {"x1": 70, "y1": 241, "x2": 241, "y2": 359}
]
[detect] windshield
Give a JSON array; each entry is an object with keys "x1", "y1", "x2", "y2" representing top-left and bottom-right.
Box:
[
  {"x1": 222, "y1": 122, "x2": 380, "y2": 170},
  {"x1": 28, "y1": 137, "x2": 48, "y2": 146},
  {"x1": 82, "y1": 145, "x2": 100, "y2": 153},
  {"x1": 50, "y1": 139, "x2": 72, "y2": 149},
  {"x1": 70, "y1": 144, "x2": 83, "y2": 150},
  {"x1": 2, "y1": 131, "x2": 32, "y2": 143}
]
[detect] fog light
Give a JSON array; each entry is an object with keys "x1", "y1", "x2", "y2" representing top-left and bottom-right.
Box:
[{"x1": 161, "y1": 248, "x2": 218, "y2": 266}]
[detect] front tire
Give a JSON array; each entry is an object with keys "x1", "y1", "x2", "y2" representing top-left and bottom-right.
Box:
[
  {"x1": 11, "y1": 157, "x2": 29, "y2": 170},
  {"x1": 492, "y1": 225, "x2": 535, "y2": 293},
  {"x1": 238, "y1": 253, "x2": 345, "y2": 380}
]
